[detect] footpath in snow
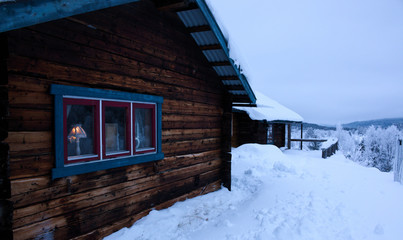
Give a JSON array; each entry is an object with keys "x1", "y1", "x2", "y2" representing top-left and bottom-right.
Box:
[{"x1": 105, "y1": 144, "x2": 403, "y2": 240}]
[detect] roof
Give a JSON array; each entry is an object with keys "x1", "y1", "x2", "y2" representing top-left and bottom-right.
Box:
[
  {"x1": 0, "y1": 0, "x2": 256, "y2": 104},
  {"x1": 234, "y1": 91, "x2": 303, "y2": 123}
]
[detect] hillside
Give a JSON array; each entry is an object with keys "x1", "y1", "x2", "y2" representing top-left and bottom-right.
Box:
[{"x1": 342, "y1": 118, "x2": 403, "y2": 130}]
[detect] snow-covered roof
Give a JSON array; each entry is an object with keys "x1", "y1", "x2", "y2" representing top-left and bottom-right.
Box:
[{"x1": 234, "y1": 91, "x2": 303, "y2": 122}]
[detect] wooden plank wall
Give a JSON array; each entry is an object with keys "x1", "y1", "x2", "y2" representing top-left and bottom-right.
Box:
[
  {"x1": 1, "y1": 33, "x2": 13, "y2": 240},
  {"x1": 231, "y1": 112, "x2": 268, "y2": 147},
  {"x1": 4, "y1": 1, "x2": 227, "y2": 239}
]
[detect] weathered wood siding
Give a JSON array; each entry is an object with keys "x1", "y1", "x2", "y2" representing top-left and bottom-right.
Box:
[
  {"x1": 231, "y1": 111, "x2": 268, "y2": 147},
  {"x1": 2, "y1": 1, "x2": 229, "y2": 239}
]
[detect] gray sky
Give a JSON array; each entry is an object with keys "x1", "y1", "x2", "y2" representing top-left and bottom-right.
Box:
[{"x1": 208, "y1": 0, "x2": 403, "y2": 125}]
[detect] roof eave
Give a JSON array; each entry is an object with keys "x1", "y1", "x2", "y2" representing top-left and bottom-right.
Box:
[
  {"x1": 0, "y1": 0, "x2": 140, "y2": 33},
  {"x1": 195, "y1": 0, "x2": 256, "y2": 104}
]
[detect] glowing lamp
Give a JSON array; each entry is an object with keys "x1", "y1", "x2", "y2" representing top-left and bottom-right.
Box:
[{"x1": 68, "y1": 124, "x2": 87, "y2": 155}]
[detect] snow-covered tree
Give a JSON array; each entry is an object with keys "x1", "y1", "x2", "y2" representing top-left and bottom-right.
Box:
[{"x1": 358, "y1": 125, "x2": 400, "y2": 172}]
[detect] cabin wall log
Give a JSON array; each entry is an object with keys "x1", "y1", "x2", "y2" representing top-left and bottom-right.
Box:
[
  {"x1": 4, "y1": 1, "x2": 227, "y2": 239},
  {"x1": 0, "y1": 32, "x2": 12, "y2": 240},
  {"x1": 231, "y1": 112, "x2": 268, "y2": 147}
]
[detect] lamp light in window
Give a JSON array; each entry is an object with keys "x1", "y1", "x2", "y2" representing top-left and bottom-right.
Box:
[{"x1": 68, "y1": 124, "x2": 87, "y2": 155}]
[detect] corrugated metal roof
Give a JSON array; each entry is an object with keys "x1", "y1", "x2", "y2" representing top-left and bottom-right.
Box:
[
  {"x1": 177, "y1": 9, "x2": 207, "y2": 27},
  {"x1": 190, "y1": 31, "x2": 218, "y2": 46},
  {"x1": 176, "y1": 0, "x2": 256, "y2": 104},
  {"x1": 203, "y1": 49, "x2": 227, "y2": 62},
  {"x1": 229, "y1": 90, "x2": 247, "y2": 95},
  {"x1": 222, "y1": 80, "x2": 242, "y2": 86},
  {"x1": 213, "y1": 66, "x2": 237, "y2": 76}
]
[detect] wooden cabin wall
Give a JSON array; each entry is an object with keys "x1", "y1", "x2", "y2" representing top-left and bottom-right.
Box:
[
  {"x1": 1, "y1": 33, "x2": 12, "y2": 239},
  {"x1": 231, "y1": 112, "x2": 268, "y2": 147},
  {"x1": 3, "y1": 1, "x2": 228, "y2": 239},
  {"x1": 272, "y1": 123, "x2": 286, "y2": 148}
]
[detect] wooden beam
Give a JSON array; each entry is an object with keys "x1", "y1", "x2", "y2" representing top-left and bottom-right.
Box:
[
  {"x1": 156, "y1": 1, "x2": 198, "y2": 12},
  {"x1": 287, "y1": 124, "x2": 291, "y2": 149},
  {"x1": 186, "y1": 25, "x2": 210, "y2": 33},
  {"x1": 210, "y1": 61, "x2": 231, "y2": 67},
  {"x1": 0, "y1": 0, "x2": 140, "y2": 33},
  {"x1": 290, "y1": 139, "x2": 327, "y2": 143},
  {"x1": 224, "y1": 85, "x2": 246, "y2": 91},
  {"x1": 300, "y1": 123, "x2": 303, "y2": 150},
  {"x1": 219, "y1": 76, "x2": 239, "y2": 81},
  {"x1": 232, "y1": 103, "x2": 257, "y2": 107},
  {"x1": 199, "y1": 44, "x2": 221, "y2": 50},
  {"x1": 157, "y1": 2, "x2": 187, "y2": 11}
]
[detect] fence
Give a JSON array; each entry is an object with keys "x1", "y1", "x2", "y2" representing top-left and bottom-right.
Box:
[
  {"x1": 321, "y1": 138, "x2": 338, "y2": 159},
  {"x1": 290, "y1": 138, "x2": 326, "y2": 150},
  {"x1": 394, "y1": 139, "x2": 403, "y2": 184}
]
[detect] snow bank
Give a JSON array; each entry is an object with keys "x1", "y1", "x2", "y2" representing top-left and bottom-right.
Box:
[
  {"x1": 105, "y1": 144, "x2": 403, "y2": 240},
  {"x1": 235, "y1": 91, "x2": 303, "y2": 122}
]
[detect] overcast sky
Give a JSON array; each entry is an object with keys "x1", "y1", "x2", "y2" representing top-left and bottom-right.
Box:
[{"x1": 207, "y1": 0, "x2": 403, "y2": 125}]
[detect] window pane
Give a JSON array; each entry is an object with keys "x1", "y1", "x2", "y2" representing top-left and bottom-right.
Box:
[
  {"x1": 67, "y1": 105, "x2": 95, "y2": 157},
  {"x1": 267, "y1": 124, "x2": 273, "y2": 144},
  {"x1": 135, "y1": 108, "x2": 153, "y2": 150},
  {"x1": 105, "y1": 106, "x2": 127, "y2": 153}
]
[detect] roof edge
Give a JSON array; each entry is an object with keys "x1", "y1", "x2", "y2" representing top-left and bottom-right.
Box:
[
  {"x1": 195, "y1": 0, "x2": 256, "y2": 104},
  {"x1": 0, "y1": 0, "x2": 139, "y2": 33}
]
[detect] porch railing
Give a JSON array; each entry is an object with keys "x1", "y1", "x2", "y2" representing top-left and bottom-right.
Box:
[
  {"x1": 394, "y1": 139, "x2": 403, "y2": 184},
  {"x1": 321, "y1": 138, "x2": 338, "y2": 159}
]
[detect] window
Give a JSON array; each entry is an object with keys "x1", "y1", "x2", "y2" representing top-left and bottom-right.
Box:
[
  {"x1": 103, "y1": 101, "x2": 131, "y2": 158},
  {"x1": 133, "y1": 103, "x2": 156, "y2": 154},
  {"x1": 51, "y1": 84, "x2": 163, "y2": 179},
  {"x1": 64, "y1": 98, "x2": 100, "y2": 164},
  {"x1": 267, "y1": 124, "x2": 273, "y2": 144}
]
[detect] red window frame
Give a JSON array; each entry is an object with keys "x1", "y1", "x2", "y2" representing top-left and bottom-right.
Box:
[
  {"x1": 102, "y1": 101, "x2": 132, "y2": 159},
  {"x1": 63, "y1": 98, "x2": 100, "y2": 164},
  {"x1": 133, "y1": 103, "x2": 156, "y2": 154}
]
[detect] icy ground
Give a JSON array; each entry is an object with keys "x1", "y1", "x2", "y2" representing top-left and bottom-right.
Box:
[{"x1": 105, "y1": 144, "x2": 403, "y2": 240}]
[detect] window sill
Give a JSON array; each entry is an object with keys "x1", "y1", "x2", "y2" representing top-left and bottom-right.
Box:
[{"x1": 52, "y1": 152, "x2": 164, "y2": 179}]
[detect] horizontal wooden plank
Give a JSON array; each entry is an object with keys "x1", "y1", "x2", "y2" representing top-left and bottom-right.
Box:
[
  {"x1": 7, "y1": 57, "x2": 223, "y2": 107},
  {"x1": 31, "y1": 16, "x2": 220, "y2": 88},
  {"x1": 8, "y1": 107, "x2": 52, "y2": 131},
  {"x1": 9, "y1": 154, "x2": 53, "y2": 180},
  {"x1": 162, "y1": 138, "x2": 221, "y2": 156},
  {"x1": 5, "y1": 132, "x2": 51, "y2": 144},
  {"x1": 5, "y1": 131, "x2": 52, "y2": 153},
  {"x1": 70, "y1": 179, "x2": 221, "y2": 240},
  {"x1": 13, "y1": 168, "x2": 221, "y2": 238},
  {"x1": 162, "y1": 128, "x2": 221, "y2": 142},
  {"x1": 290, "y1": 139, "x2": 327, "y2": 142},
  {"x1": 12, "y1": 159, "x2": 221, "y2": 227},
  {"x1": 163, "y1": 99, "x2": 223, "y2": 116},
  {"x1": 8, "y1": 29, "x2": 222, "y2": 97},
  {"x1": 10, "y1": 148, "x2": 222, "y2": 208},
  {"x1": 8, "y1": 90, "x2": 52, "y2": 106}
]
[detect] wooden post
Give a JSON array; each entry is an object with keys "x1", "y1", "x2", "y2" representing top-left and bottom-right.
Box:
[
  {"x1": 287, "y1": 123, "x2": 291, "y2": 149},
  {"x1": 300, "y1": 123, "x2": 303, "y2": 150},
  {"x1": 221, "y1": 95, "x2": 232, "y2": 191}
]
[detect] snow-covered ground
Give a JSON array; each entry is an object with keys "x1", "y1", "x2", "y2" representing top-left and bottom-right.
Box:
[{"x1": 105, "y1": 144, "x2": 403, "y2": 240}]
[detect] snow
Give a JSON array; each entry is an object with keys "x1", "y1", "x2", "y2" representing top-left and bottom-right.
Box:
[
  {"x1": 235, "y1": 91, "x2": 304, "y2": 122},
  {"x1": 321, "y1": 137, "x2": 338, "y2": 149},
  {"x1": 105, "y1": 144, "x2": 403, "y2": 240}
]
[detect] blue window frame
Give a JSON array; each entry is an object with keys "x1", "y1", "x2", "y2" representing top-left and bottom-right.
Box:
[{"x1": 51, "y1": 84, "x2": 164, "y2": 179}]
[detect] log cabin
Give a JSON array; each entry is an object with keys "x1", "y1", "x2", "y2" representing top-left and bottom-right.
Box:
[
  {"x1": 232, "y1": 91, "x2": 303, "y2": 149},
  {"x1": 0, "y1": 0, "x2": 256, "y2": 239}
]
